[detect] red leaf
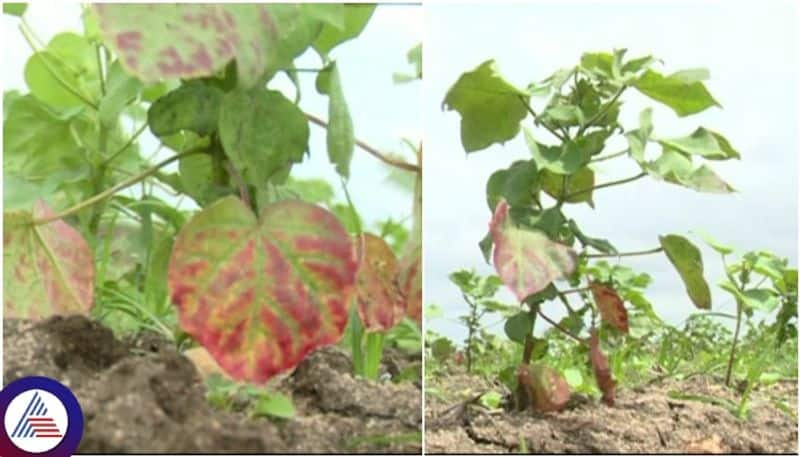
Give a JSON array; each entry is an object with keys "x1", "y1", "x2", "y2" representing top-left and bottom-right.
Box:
[
  {"x1": 168, "y1": 197, "x2": 358, "y2": 383},
  {"x1": 490, "y1": 200, "x2": 577, "y2": 301},
  {"x1": 398, "y1": 240, "x2": 421, "y2": 324},
  {"x1": 589, "y1": 330, "x2": 616, "y2": 406},
  {"x1": 518, "y1": 363, "x2": 570, "y2": 412},
  {"x1": 355, "y1": 233, "x2": 405, "y2": 332},
  {"x1": 589, "y1": 281, "x2": 628, "y2": 333},
  {"x1": 4, "y1": 201, "x2": 94, "y2": 319}
]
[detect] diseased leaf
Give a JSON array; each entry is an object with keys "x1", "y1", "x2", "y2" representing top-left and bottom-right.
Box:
[
  {"x1": 93, "y1": 4, "x2": 318, "y2": 88},
  {"x1": 148, "y1": 82, "x2": 224, "y2": 137},
  {"x1": 518, "y1": 363, "x2": 570, "y2": 412},
  {"x1": 4, "y1": 201, "x2": 95, "y2": 319},
  {"x1": 490, "y1": 200, "x2": 578, "y2": 301},
  {"x1": 398, "y1": 241, "x2": 422, "y2": 324},
  {"x1": 168, "y1": 196, "x2": 358, "y2": 383},
  {"x1": 660, "y1": 234, "x2": 711, "y2": 309},
  {"x1": 589, "y1": 330, "x2": 616, "y2": 406},
  {"x1": 355, "y1": 233, "x2": 405, "y2": 332},
  {"x1": 589, "y1": 282, "x2": 628, "y2": 333},
  {"x1": 313, "y1": 4, "x2": 375, "y2": 56},
  {"x1": 645, "y1": 149, "x2": 734, "y2": 193},
  {"x1": 218, "y1": 88, "x2": 309, "y2": 185},
  {"x1": 316, "y1": 63, "x2": 354, "y2": 178},
  {"x1": 633, "y1": 69, "x2": 720, "y2": 117},
  {"x1": 443, "y1": 60, "x2": 528, "y2": 152},
  {"x1": 658, "y1": 127, "x2": 740, "y2": 161}
]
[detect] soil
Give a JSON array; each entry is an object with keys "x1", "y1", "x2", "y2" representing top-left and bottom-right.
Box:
[
  {"x1": 425, "y1": 367, "x2": 798, "y2": 454},
  {"x1": 3, "y1": 315, "x2": 422, "y2": 454}
]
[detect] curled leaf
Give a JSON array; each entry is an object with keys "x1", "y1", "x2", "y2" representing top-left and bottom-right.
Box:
[
  {"x1": 589, "y1": 330, "x2": 616, "y2": 406},
  {"x1": 490, "y1": 200, "x2": 577, "y2": 301},
  {"x1": 4, "y1": 201, "x2": 95, "y2": 319},
  {"x1": 518, "y1": 363, "x2": 570, "y2": 412},
  {"x1": 168, "y1": 196, "x2": 358, "y2": 383},
  {"x1": 589, "y1": 282, "x2": 628, "y2": 333},
  {"x1": 355, "y1": 233, "x2": 405, "y2": 332}
]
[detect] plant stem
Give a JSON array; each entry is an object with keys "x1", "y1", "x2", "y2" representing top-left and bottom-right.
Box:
[
  {"x1": 19, "y1": 22, "x2": 98, "y2": 110},
  {"x1": 517, "y1": 95, "x2": 566, "y2": 142},
  {"x1": 33, "y1": 151, "x2": 200, "y2": 225},
  {"x1": 563, "y1": 172, "x2": 647, "y2": 200},
  {"x1": 101, "y1": 124, "x2": 148, "y2": 166},
  {"x1": 590, "y1": 149, "x2": 628, "y2": 163},
  {"x1": 560, "y1": 286, "x2": 592, "y2": 295},
  {"x1": 577, "y1": 85, "x2": 627, "y2": 137},
  {"x1": 725, "y1": 301, "x2": 744, "y2": 386},
  {"x1": 586, "y1": 246, "x2": 663, "y2": 258},
  {"x1": 537, "y1": 310, "x2": 588, "y2": 346},
  {"x1": 349, "y1": 304, "x2": 365, "y2": 377},
  {"x1": 305, "y1": 112, "x2": 420, "y2": 173},
  {"x1": 364, "y1": 332, "x2": 386, "y2": 381},
  {"x1": 96, "y1": 44, "x2": 106, "y2": 96}
]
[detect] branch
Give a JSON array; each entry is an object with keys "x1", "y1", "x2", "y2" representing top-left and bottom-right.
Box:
[
  {"x1": 101, "y1": 123, "x2": 148, "y2": 166},
  {"x1": 586, "y1": 246, "x2": 663, "y2": 259},
  {"x1": 33, "y1": 151, "x2": 201, "y2": 225},
  {"x1": 577, "y1": 85, "x2": 626, "y2": 137},
  {"x1": 590, "y1": 148, "x2": 628, "y2": 164},
  {"x1": 305, "y1": 112, "x2": 420, "y2": 173},
  {"x1": 538, "y1": 310, "x2": 587, "y2": 347},
  {"x1": 517, "y1": 95, "x2": 567, "y2": 142},
  {"x1": 563, "y1": 172, "x2": 647, "y2": 200}
]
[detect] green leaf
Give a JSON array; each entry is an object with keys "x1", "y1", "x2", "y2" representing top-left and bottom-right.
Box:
[
  {"x1": 540, "y1": 167, "x2": 595, "y2": 206},
  {"x1": 660, "y1": 234, "x2": 711, "y2": 309},
  {"x1": 3, "y1": 3, "x2": 27, "y2": 16},
  {"x1": 145, "y1": 234, "x2": 174, "y2": 309},
  {"x1": 168, "y1": 197, "x2": 359, "y2": 383},
  {"x1": 479, "y1": 231, "x2": 493, "y2": 264},
  {"x1": 621, "y1": 55, "x2": 656, "y2": 75},
  {"x1": 741, "y1": 289, "x2": 780, "y2": 313},
  {"x1": 658, "y1": 127, "x2": 740, "y2": 160},
  {"x1": 393, "y1": 43, "x2": 422, "y2": 83},
  {"x1": 568, "y1": 220, "x2": 616, "y2": 254},
  {"x1": 218, "y1": 88, "x2": 309, "y2": 185},
  {"x1": 625, "y1": 108, "x2": 653, "y2": 163},
  {"x1": 478, "y1": 391, "x2": 503, "y2": 409},
  {"x1": 431, "y1": 337, "x2": 455, "y2": 361},
  {"x1": 563, "y1": 368, "x2": 584, "y2": 388},
  {"x1": 491, "y1": 200, "x2": 578, "y2": 301},
  {"x1": 24, "y1": 32, "x2": 99, "y2": 109},
  {"x1": 504, "y1": 311, "x2": 533, "y2": 344},
  {"x1": 148, "y1": 82, "x2": 224, "y2": 137},
  {"x1": 694, "y1": 230, "x2": 734, "y2": 256},
  {"x1": 632, "y1": 69, "x2": 720, "y2": 117},
  {"x1": 645, "y1": 149, "x2": 734, "y2": 193},
  {"x1": 313, "y1": 4, "x2": 375, "y2": 57},
  {"x1": 443, "y1": 60, "x2": 528, "y2": 152},
  {"x1": 485, "y1": 159, "x2": 539, "y2": 211},
  {"x1": 316, "y1": 63, "x2": 354, "y2": 178},
  {"x1": 4, "y1": 202, "x2": 95, "y2": 319},
  {"x1": 283, "y1": 177, "x2": 335, "y2": 204},
  {"x1": 178, "y1": 153, "x2": 215, "y2": 205},
  {"x1": 253, "y1": 392, "x2": 296, "y2": 419},
  {"x1": 581, "y1": 52, "x2": 614, "y2": 78},
  {"x1": 99, "y1": 60, "x2": 142, "y2": 127},
  {"x1": 525, "y1": 128, "x2": 590, "y2": 174}
]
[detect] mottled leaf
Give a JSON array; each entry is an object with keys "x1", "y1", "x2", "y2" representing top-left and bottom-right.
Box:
[
  {"x1": 645, "y1": 149, "x2": 734, "y2": 193},
  {"x1": 658, "y1": 127, "x2": 740, "y2": 161},
  {"x1": 398, "y1": 241, "x2": 422, "y2": 324},
  {"x1": 660, "y1": 234, "x2": 711, "y2": 309},
  {"x1": 518, "y1": 363, "x2": 570, "y2": 412},
  {"x1": 4, "y1": 201, "x2": 94, "y2": 319},
  {"x1": 316, "y1": 63, "x2": 354, "y2": 178},
  {"x1": 93, "y1": 4, "x2": 314, "y2": 88},
  {"x1": 589, "y1": 282, "x2": 628, "y2": 333},
  {"x1": 218, "y1": 88, "x2": 309, "y2": 185},
  {"x1": 633, "y1": 69, "x2": 720, "y2": 117},
  {"x1": 490, "y1": 200, "x2": 578, "y2": 301},
  {"x1": 312, "y1": 4, "x2": 375, "y2": 56},
  {"x1": 148, "y1": 82, "x2": 223, "y2": 137},
  {"x1": 589, "y1": 330, "x2": 616, "y2": 406},
  {"x1": 355, "y1": 233, "x2": 405, "y2": 332},
  {"x1": 443, "y1": 60, "x2": 528, "y2": 152},
  {"x1": 168, "y1": 196, "x2": 358, "y2": 383}
]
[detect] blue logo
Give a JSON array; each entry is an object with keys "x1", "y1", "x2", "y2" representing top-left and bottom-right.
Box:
[{"x1": 0, "y1": 377, "x2": 83, "y2": 457}]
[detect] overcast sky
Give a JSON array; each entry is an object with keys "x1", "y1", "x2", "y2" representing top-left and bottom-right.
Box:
[
  {"x1": 424, "y1": 1, "x2": 798, "y2": 342},
  {"x1": 3, "y1": 3, "x2": 422, "y2": 231}
]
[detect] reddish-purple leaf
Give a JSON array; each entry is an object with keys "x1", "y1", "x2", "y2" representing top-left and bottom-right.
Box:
[
  {"x1": 518, "y1": 363, "x2": 570, "y2": 412},
  {"x1": 92, "y1": 4, "x2": 304, "y2": 88},
  {"x1": 3, "y1": 201, "x2": 94, "y2": 319},
  {"x1": 398, "y1": 240, "x2": 422, "y2": 324},
  {"x1": 589, "y1": 281, "x2": 628, "y2": 333},
  {"x1": 168, "y1": 196, "x2": 358, "y2": 383},
  {"x1": 355, "y1": 233, "x2": 405, "y2": 332},
  {"x1": 589, "y1": 330, "x2": 616, "y2": 406},
  {"x1": 490, "y1": 199, "x2": 577, "y2": 301}
]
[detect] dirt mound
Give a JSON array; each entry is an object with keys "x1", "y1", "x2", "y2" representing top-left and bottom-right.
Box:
[
  {"x1": 4, "y1": 316, "x2": 421, "y2": 453},
  {"x1": 425, "y1": 370, "x2": 797, "y2": 453}
]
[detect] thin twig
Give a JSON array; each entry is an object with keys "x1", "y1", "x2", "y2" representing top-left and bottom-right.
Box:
[
  {"x1": 577, "y1": 85, "x2": 627, "y2": 137},
  {"x1": 586, "y1": 246, "x2": 663, "y2": 259},
  {"x1": 102, "y1": 124, "x2": 148, "y2": 166},
  {"x1": 538, "y1": 310, "x2": 587, "y2": 346},
  {"x1": 305, "y1": 112, "x2": 420, "y2": 173},
  {"x1": 517, "y1": 95, "x2": 566, "y2": 142},
  {"x1": 560, "y1": 286, "x2": 592, "y2": 295},
  {"x1": 591, "y1": 149, "x2": 628, "y2": 163},
  {"x1": 563, "y1": 172, "x2": 647, "y2": 200}
]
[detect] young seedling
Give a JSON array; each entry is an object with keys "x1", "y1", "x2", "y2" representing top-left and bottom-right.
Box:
[{"x1": 444, "y1": 49, "x2": 741, "y2": 411}]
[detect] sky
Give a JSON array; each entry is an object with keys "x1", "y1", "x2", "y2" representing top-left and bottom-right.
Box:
[
  {"x1": 424, "y1": 1, "x2": 798, "y2": 342},
  {"x1": 3, "y1": 3, "x2": 422, "y2": 230}
]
